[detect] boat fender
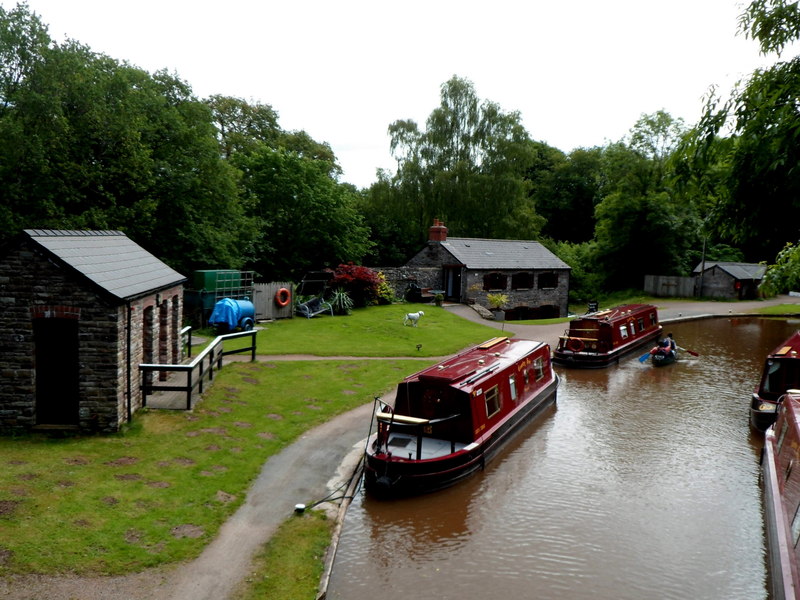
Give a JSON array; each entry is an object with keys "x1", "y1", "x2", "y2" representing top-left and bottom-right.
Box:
[{"x1": 567, "y1": 338, "x2": 584, "y2": 352}]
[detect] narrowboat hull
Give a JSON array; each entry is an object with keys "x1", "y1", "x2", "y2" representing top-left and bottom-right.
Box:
[
  {"x1": 761, "y1": 394, "x2": 800, "y2": 599},
  {"x1": 364, "y1": 379, "x2": 558, "y2": 497},
  {"x1": 552, "y1": 304, "x2": 662, "y2": 369}
]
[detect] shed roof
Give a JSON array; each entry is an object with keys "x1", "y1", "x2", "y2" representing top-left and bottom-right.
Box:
[
  {"x1": 23, "y1": 229, "x2": 186, "y2": 301},
  {"x1": 692, "y1": 261, "x2": 766, "y2": 280},
  {"x1": 440, "y1": 238, "x2": 571, "y2": 270}
]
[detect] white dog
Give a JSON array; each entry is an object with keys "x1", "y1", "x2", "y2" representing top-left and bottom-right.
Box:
[{"x1": 403, "y1": 311, "x2": 424, "y2": 327}]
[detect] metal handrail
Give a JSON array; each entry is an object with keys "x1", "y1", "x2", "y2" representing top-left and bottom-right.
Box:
[{"x1": 140, "y1": 329, "x2": 257, "y2": 410}]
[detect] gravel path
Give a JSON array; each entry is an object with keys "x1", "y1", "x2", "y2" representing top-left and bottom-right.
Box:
[{"x1": 2, "y1": 295, "x2": 798, "y2": 600}]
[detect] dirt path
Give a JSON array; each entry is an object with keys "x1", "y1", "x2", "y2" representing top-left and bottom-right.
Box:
[{"x1": 2, "y1": 295, "x2": 798, "y2": 600}]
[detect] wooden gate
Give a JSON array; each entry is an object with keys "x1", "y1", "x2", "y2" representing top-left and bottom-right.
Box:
[{"x1": 254, "y1": 282, "x2": 294, "y2": 320}]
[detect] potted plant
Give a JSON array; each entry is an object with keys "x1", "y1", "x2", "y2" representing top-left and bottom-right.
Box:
[{"x1": 486, "y1": 293, "x2": 508, "y2": 320}]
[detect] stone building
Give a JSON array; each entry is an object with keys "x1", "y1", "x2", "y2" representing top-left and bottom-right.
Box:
[
  {"x1": 383, "y1": 220, "x2": 571, "y2": 319},
  {"x1": 0, "y1": 230, "x2": 186, "y2": 433},
  {"x1": 693, "y1": 261, "x2": 766, "y2": 300}
]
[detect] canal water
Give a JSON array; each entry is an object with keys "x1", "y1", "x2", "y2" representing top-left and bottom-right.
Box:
[{"x1": 326, "y1": 317, "x2": 800, "y2": 600}]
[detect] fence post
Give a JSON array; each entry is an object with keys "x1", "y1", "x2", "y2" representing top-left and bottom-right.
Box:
[{"x1": 186, "y1": 369, "x2": 193, "y2": 410}]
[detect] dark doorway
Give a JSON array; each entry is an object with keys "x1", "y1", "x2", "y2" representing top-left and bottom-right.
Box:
[{"x1": 34, "y1": 318, "x2": 79, "y2": 425}]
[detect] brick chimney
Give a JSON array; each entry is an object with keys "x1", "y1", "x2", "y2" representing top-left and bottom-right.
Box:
[{"x1": 428, "y1": 219, "x2": 448, "y2": 242}]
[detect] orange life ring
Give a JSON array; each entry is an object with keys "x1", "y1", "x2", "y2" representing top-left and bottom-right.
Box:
[
  {"x1": 567, "y1": 338, "x2": 584, "y2": 352},
  {"x1": 275, "y1": 288, "x2": 291, "y2": 307}
]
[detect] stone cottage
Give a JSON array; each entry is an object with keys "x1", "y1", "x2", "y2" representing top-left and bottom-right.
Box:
[
  {"x1": 693, "y1": 261, "x2": 766, "y2": 300},
  {"x1": 0, "y1": 230, "x2": 187, "y2": 433},
  {"x1": 383, "y1": 220, "x2": 571, "y2": 319}
]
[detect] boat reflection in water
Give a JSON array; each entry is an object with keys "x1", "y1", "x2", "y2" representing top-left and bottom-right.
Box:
[{"x1": 327, "y1": 317, "x2": 800, "y2": 600}]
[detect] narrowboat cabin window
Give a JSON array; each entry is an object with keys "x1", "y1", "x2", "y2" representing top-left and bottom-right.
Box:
[
  {"x1": 485, "y1": 385, "x2": 501, "y2": 418},
  {"x1": 537, "y1": 272, "x2": 557, "y2": 289},
  {"x1": 509, "y1": 375, "x2": 517, "y2": 402},
  {"x1": 534, "y1": 357, "x2": 545, "y2": 381},
  {"x1": 483, "y1": 272, "x2": 507, "y2": 291},
  {"x1": 511, "y1": 272, "x2": 534, "y2": 290},
  {"x1": 649, "y1": 312, "x2": 657, "y2": 325},
  {"x1": 637, "y1": 317, "x2": 645, "y2": 331},
  {"x1": 786, "y1": 459, "x2": 795, "y2": 482},
  {"x1": 619, "y1": 325, "x2": 629, "y2": 340}
]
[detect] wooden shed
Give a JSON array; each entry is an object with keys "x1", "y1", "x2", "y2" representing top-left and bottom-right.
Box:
[{"x1": 0, "y1": 230, "x2": 187, "y2": 433}]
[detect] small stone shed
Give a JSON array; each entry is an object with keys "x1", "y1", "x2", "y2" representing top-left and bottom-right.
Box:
[
  {"x1": 383, "y1": 220, "x2": 572, "y2": 318},
  {"x1": 0, "y1": 230, "x2": 187, "y2": 433},
  {"x1": 693, "y1": 261, "x2": 766, "y2": 300}
]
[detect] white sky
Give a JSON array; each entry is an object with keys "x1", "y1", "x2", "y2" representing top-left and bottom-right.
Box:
[{"x1": 3, "y1": 0, "x2": 793, "y2": 188}]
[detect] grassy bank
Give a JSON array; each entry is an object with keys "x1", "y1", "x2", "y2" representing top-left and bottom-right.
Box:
[{"x1": 0, "y1": 304, "x2": 499, "y2": 589}]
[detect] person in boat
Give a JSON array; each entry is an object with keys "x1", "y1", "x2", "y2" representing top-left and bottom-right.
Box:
[{"x1": 650, "y1": 336, "x2": 674, "y2": 357}]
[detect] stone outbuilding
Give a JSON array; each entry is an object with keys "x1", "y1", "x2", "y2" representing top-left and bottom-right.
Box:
[
  {"x1": 383, "y1": 220, "x2": 571, "y2": 319},
  {"x1": 693, "y1": 261, "x2": 766, "y2": 300},
  {"x1": 0, "y1": 230, "x2": 187, "y2": 433}
]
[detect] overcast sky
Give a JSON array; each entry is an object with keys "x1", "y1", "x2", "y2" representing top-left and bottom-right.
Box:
[{"x1": 4, "y1": 0, "x2": 792, "y2": 188}]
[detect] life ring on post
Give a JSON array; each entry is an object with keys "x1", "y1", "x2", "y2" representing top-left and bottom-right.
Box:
[
  {"x1": 567, "y1": 338, "x2": 584, "y2": 352},
  {"x1": 274, "y1": 287, "x2": 291, "y2": 307}
]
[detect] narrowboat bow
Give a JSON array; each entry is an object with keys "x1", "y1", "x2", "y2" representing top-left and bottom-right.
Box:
[
  {"x1": 553, "y1": 304, "x2": 662, "y2": 368},
  {"x1": 750, "y1": 331, "x2": 800, "y2": 432},
  {"x1": 761, "y1": 390, "x2": 800, "y2": 600},
  {"x1": 364, "y1": 337, "x2": 558, "y2": 498}
]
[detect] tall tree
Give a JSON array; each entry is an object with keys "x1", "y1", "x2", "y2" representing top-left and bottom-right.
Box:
[{"x1": 363, "y1": 75, "x2": 541, "y2": 258}]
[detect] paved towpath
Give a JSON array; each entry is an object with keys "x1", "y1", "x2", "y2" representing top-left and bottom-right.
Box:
[{"x1": 2, "y1": 295, "x2": 799, "y2": 600}]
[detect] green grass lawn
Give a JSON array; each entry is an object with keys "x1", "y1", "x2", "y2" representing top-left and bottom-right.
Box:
[{"x1": 0, "y1": 303, "x2": 501, "y2": 590}]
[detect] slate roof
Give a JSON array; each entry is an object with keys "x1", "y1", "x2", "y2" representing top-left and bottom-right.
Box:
[
  {"x1": 692, "y1": 261, "x2": 766, "y2": 280},
  {"x1": 23, "y1": 229, "x2": 187, "y2": 301},
  {"x1": 440, "y1": 237, "x2": 571, "y2": 270}
]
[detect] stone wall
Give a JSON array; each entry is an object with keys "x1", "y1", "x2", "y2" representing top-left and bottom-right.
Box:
[{"x1": 0, "y1": 242, "x2": 183, "y2": 433}]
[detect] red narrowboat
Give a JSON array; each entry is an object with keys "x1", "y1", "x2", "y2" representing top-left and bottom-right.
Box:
[
  {"x1": 552, "y1": 304, "x2": 662, "y2": 368},
  {"x1": 364, "y1": 337, "x2": 558, "y2": 498},
  {"x1": 750, "y1": 331, "x2": 800, "y2": 432},
  {"x1": 761, "y1": 390, "x2": 800, "y2": 600}
]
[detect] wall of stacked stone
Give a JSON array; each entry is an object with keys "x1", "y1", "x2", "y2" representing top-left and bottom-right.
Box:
[{"x1": 378, "y1": 267, "x2": 444, "y2": 300}]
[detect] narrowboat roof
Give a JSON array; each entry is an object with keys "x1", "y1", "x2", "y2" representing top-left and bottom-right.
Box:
[
  {"x1": 768, "y1": 331, "x2": 800, "y2": 359},
  {"x1": 410, "y1": 337, "x2": 544, "y2": 390},
  {"x1": 571, "y1": 303, "x2": 657, "y2": 326}
]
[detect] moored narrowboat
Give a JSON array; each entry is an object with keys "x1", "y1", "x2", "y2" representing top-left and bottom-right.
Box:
[
  {"x1": 364, "y1": 337, "x2": 558, "y2": 498},
  {"x1": 761, "y1": 390, "x2": 800, "y2": 600},
  {"x1": 552, "y1": 304, "x2": 662, "y2": 368},
  {"x1": 750, "y1": 331, "x2": 800, "y2": 432}
]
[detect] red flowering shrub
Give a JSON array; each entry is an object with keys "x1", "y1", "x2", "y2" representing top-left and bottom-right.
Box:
[{"x1": 328, "y1": 263, "x2": 382, "y2": 307}]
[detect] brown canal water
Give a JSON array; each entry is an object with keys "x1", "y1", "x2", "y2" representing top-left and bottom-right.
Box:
[{"x1": 326, "y1": 317, "x2": 800, "y2": 600}]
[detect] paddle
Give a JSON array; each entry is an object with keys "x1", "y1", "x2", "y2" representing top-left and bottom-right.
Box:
[
  {"x1": 678, "y1": 346, "x2": 699, "y2": 357},
  {"x1": 638, "y1": 351, "x2": 652, "y2": 363}
]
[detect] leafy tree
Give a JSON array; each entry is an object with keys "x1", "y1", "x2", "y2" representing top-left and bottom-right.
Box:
[
  {"x1": 362, "y1": 76, "x2": 541, "y2": 259},
  {"x1": 684, "y1": 0, "x2": 800, "y2": 260},
  {"x1": 235, "y1": 146, "x2": 371, "y2": 281},
  {"x1": 760, "y1": 241, "x2": 800, "y2": 295},
  {"x1": 0, "y1": 4, "x2": 254, "y2": 273}
]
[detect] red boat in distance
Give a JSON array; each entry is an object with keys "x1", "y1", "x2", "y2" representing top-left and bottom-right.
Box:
[
  {"x1": 761, "y1": 390, "x2": 800, "y2": 600},
  {"x1": 363, "y1": 336, "x2": 558, "y2": 498},
  {"x1": 750, "y1": 331, "x2": 800, "y2": 432},
  {"x1": 552, "y1": 304, "x2": 662, "y2": 368}
]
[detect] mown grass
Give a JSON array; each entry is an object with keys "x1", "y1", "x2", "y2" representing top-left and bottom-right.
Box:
[
  {"x1": 0, "y1": 357, "x2": 431, "y2": 576},
  {"x1": 229, "y1": 303, "x2": 503, "y2": 357}
]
